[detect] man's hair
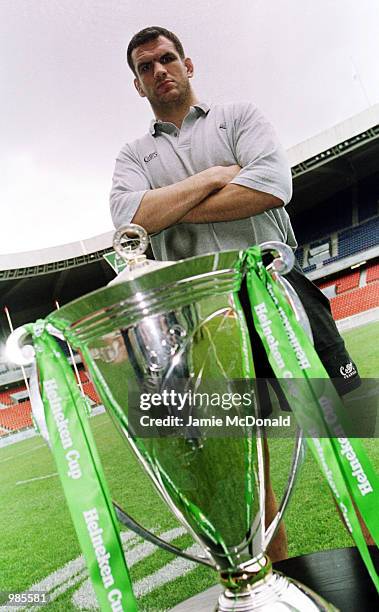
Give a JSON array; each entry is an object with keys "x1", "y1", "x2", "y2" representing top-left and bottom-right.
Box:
[{"x1": 127, "y1": 26, "x2": 185, "y2": 75}]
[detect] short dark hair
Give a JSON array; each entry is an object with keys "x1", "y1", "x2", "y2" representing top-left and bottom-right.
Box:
[{"x1": 127, "y1": 26, "x2": 185, "y2": 75}]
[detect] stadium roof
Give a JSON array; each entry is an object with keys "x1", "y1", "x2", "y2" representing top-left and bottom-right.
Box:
[
  {"x1": 288, "y1": 103, "x2": 379, "y2": 212},
  {"x1": 288, "y1": 103, "x2": 379, "y2": 167}
]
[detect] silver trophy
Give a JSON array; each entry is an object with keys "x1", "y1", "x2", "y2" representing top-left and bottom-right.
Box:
[{"x1": 9, "y1": 225, "x2": 337, "y2": 611}]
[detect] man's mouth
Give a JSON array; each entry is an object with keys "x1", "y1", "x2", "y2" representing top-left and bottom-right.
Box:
[{"x1": 156, "y1": 80, "x2": 175, "y2": 92}]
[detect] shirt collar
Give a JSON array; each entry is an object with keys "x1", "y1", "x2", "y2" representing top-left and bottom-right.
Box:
[{"x1": 149, "y1": 101, "x2": 211, "y2": 135}]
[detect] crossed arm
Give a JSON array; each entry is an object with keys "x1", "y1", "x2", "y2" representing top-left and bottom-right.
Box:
[
  {"x1": 111, "y1": 104, "x2": 291, "y2": 234},
  {"x1": 131, "y1": 165, "x2": 283, "y2": 234}
]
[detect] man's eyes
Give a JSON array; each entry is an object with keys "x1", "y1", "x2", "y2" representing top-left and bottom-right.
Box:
[
  {"x1": 139, "y1": 55, "x2": 176, "y2": 72},
  {"x1": 161, "y1": 55, "x2": 175, "y2": 63}
]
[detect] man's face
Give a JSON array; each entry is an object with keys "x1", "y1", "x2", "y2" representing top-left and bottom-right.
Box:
[{"x1": 132, "y1": 36, "x2": 194, "y2": 108}]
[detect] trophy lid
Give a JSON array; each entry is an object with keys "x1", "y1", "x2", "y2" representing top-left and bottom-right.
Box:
[{"x1": 109, "y1": 224, "x2": 174, "y2": 285}]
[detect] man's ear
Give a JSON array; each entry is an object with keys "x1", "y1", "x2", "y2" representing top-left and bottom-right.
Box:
[
  {"x1": 184, "y1": 58, "x2": 194, "y2": 78},
  {"x1": 134, "y1": 77, "x2": 146, "y2": 98}
]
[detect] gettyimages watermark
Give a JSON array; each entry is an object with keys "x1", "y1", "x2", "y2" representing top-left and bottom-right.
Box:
[
  {"x1": 139, "y1": 388, "x2": 254, "y2": 412},
  {"x1": 137, "y1": 387, "x2": 291, "y2": 429},
  {"x1": 127, "y1": 378, "x2": 378, "y2": 438}
]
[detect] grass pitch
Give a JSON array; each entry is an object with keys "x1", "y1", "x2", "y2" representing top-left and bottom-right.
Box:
[{"x1": 0, "y1": 322, "x2": 377, "y2": 611}]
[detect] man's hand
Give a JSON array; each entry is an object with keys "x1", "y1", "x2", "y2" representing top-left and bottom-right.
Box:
[
  {"x1": 210, "y1": 165, "x2": 241, "y2": 190},
  {"x1": 131, "y1": 165, "x2": 241, "y2": 233}
]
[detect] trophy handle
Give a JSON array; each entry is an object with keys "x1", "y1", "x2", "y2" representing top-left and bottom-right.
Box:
[
  {"x1": 6, "y1": 323, "x2": 65, "y2": 366},
  {"x1": 113, "y1": 501, "x2": 214, "y2": 568},
  {"x1": 258, "y1": 242, "x2": 312, "y2": 550},
  {"x1": 259, "y1": 241, "x2": 313, "y2": 342},
  {"x1": 5, "y1": 325, "x2": 35, "y2": 365}
]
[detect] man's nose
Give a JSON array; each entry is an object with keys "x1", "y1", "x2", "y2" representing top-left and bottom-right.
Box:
[{"x1": 153, "y1": 62, "x2": 167, "y2": 79}]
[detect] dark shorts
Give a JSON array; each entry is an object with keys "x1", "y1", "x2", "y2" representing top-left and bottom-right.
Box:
[{"x1": 238, "y1": 263, "x2": 361, "y2": 416}]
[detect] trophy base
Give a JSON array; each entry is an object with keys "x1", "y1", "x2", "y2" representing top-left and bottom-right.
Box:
[{"x1": 217, "y1": 570, "x2": 338, "y2": 611}]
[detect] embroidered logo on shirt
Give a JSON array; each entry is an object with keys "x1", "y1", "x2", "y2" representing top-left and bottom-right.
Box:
[
  {"x1": 339, "y1": 362, "x2": 357, "y2": 379},
  {"x1": 144, "y1": 152, "x2": 158, "y2": 163},
  {"x1": 219, "y1": 122, "x2": 227, "y2": 130}
]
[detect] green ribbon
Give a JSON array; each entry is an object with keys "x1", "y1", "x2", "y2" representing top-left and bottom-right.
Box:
[
  {"x1": 28, "y1": 321, "x2": 137, "y2": 612},
  {"x1": 243, "y1": 247, "x2": 379, "y2": 591}
]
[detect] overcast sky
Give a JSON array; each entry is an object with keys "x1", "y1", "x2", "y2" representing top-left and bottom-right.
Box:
[{"x1": 1, "y1": 0, "x2": 378, "y2": 254}]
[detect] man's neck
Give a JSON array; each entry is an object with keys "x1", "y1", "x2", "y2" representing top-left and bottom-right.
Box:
[{"x1": 153, "y1": 91, "x2": 199, "y2": 128}]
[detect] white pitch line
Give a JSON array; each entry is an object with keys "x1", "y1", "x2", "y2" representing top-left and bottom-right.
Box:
[
  {"x1": 0, "y1": 443, "x2": 47, "y2": 463},
  {"x1": 16, "y1": 526, "x2": 185, "y2": 610},
  {"x1": 16, "y1": 473, "x2": 58, "y2": 485},
  {"x1": 71, "y1": 541, "x2": 197, "y2": 610},
  {"x1": 134, "y1": 543, "x2": 200, "y2": 597},
  {"x1": 12, "y1": 532, "x2": 138, "y2": 611},
  {"x1": 71, "y1": 526, "x2": 188, "y2": 610}
]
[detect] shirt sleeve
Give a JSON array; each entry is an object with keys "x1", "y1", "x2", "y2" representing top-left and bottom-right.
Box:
[
  {"x1": 110, "y1": 145, "x2": 149, "y2": 228},
  {"x1": 229, "y1": 102, "x2": 293, "y2": 205}
]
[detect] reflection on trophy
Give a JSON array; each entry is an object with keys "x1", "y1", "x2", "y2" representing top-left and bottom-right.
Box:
[{"x1": 8, "y1": 224, "x2": 338, "y2": 611}]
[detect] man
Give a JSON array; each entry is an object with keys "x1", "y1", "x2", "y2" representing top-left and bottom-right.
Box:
[
  {"x1": 110, "y1": 26, "x2": 362, "y2": 559},
  {"x1": 111, "y1": 27, "x2": 294, "y2": 260}
]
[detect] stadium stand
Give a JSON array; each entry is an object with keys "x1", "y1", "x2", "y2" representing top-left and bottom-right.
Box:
[
  {"x1": 0, "y1": 392, "x2": 12, "y2": 407},
  {"x1": 77, "y1": 369, "x2": 89, "y2": 384},
  {"x1": 334, "y1": 271, "x2": 360, "y2": 294},
  {"x1": 366, "y1": 262, "x2": 379, "y2": 283},
  {"x1": 0, "y1": 386, "x2": 27, "y2": 407},
  {"x1": 0, "y1": 374, "x2": 101, "y2": 437},
  {"x1": 338, "y1": 216, "x2": 378, "y2": 258},
  {"x1": 317, "y1": 260, "x2": 379, "y2": 320},
  {"x1": 82, "y1": 381, "x2": 101, "y2": 405},
  {"x1": 301, "y1": 215, "x2": 379, "y2": 272},
  {"x1": 0, "y1": 402, "x2": 33, "y2": 433},
  {"x1": 318, "y1": 270, "x2": 360, "y2": 294},
  {"x1": 330, "y1": 284, "x2": 379, "y2": 320},
  {"x1": 295, "y1": 246, "x2": 304, "y2": 269}
]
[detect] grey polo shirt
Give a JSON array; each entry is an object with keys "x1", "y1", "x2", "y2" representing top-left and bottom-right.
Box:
[{"x1": 110, "y1": 101, "x2": 296, "y2": 261}]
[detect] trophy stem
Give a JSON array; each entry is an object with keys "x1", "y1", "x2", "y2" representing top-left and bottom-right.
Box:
[
  {"x1": 217, "y1": 555, "x2": 338, "y2": 611},
  {"x1": 217, "y1": 554, "x2": 271, "y2": 611}
]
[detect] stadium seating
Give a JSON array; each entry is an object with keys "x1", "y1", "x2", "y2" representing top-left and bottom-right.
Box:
[
  {"x1": 302, "y1": 215, "x2": 378, "y2": 272},
  {"x1": 0, "y1": 392, "x2": 12, "y2": 407},
  {"x1": 0, "y1": 374, "x2": 102, "y2": 437},
  {"x1": 330, "y1": 284, "x2": 379, "y2": 319},
  {"x1": 366, "y1": 261, "x2": 379, "y2": 284},
  {"x1": 0, "y1": 386, "x2": 27, "y2": 406},
  {"x1": 319, "y1": 270, "x2": 360, "y2": 294},
  {"x1": 317, "y1": 260, "x2": 379, "y2": 320},
  {"x1": 77, "y1": 369, "x2": 89, "y2": 384},
  {"x1": 82, "y1": 381, "x2": 101, "y2": 405},
  {"x1": 338, "y1": 217, "x2": 378, "y2": 258},
  {"x1": 0, "y1": 402, "x2": 33, "y2": 432},
  {"x1": 295, "y1": 246, "x2": 304, "y2": 268}
]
